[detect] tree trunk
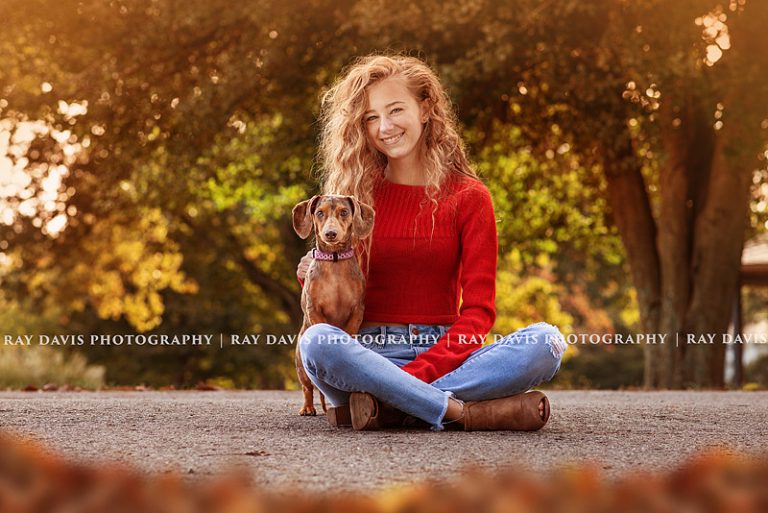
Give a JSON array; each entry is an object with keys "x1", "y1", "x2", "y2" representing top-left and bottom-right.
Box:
[
  {"x1": 656, "y1": 94, "x2": 715, "y2": 388},
  {"x1": 684, "y1": 124, "x2": 756, "y2": 388},
  {"x1": 657, "y1": 112, "x2": 691, "y2": 389},
  {"x1": 602, "y1": 133, "x2": 661, "y2": 388}
]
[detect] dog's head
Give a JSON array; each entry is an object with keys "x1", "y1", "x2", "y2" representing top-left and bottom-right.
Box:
[{"x1": 292, "y1": 195, "x2": 375, "y2": 249}]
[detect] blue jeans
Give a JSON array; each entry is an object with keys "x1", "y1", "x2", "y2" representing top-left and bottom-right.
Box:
[{"x1": 299, "y1": 322, "x2": 567, "y2": 431}]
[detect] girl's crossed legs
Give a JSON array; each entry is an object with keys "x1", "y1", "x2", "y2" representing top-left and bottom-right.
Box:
[{"x1": 299, "y1": 322, "x2": 566, "y2": 431}]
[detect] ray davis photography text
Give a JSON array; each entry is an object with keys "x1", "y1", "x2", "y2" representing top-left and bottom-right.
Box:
[{"x1": 4, "y1": 334, "x2": 214, "y2": 346}]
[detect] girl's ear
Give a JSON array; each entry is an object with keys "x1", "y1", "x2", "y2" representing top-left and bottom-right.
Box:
[{"x1": 292, "y1": 195, "x2": 320, "y2": 239}]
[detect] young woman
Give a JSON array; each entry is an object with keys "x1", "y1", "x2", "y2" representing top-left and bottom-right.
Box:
[{"x1": 296, "y1": 54, "x2": 567, "y2": 431}]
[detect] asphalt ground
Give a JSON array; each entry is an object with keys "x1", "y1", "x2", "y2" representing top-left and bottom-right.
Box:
[{"x1": 0, "y1": 390, "x2": 765, "y2": 491}]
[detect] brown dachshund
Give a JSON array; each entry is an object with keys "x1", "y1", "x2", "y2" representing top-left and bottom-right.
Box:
[{"x1": 292, "y1": 194, "x2": 375, "y2": 416}]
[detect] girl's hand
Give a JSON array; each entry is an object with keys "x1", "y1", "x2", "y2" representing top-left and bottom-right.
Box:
[{"x1": 297, "y1": 250, "x2": 313, "y2": 281}]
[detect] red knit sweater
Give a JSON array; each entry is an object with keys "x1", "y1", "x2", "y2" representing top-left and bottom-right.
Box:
[
  {"x1": 299, "y1": 172, "x2": 498, "y2": 384},
  {"x1": 363, "y1": 173, "x2": 497, "y2": 383}
]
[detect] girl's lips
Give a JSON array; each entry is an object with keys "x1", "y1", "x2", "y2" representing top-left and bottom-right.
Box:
[{"x1": 381, "y1": 132, "x2": 404, "y2": 145}]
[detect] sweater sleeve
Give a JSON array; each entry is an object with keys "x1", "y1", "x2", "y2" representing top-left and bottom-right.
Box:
[{"x1": 400, "y1": 182, "x2": 498, "y2": 383}]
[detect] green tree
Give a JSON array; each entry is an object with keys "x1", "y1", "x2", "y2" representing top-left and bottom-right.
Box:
[{"x1": 3, "y1": 0, "x2": 764, "y2": 389}]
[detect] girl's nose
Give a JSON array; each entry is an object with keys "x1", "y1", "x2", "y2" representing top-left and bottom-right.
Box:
[{"x1": 379, "y1": 115, "x2": 394, "y2": 132}]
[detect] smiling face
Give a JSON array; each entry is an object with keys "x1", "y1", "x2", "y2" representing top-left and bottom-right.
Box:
[{"x1": 364, "y1": 76, "x2": 428, "y2": 163}]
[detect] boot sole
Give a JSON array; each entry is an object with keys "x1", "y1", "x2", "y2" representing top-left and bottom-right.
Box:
[
  {"x1": 350, "y1": 392, "x2": 380, "y2": 430},
  {"x1": 541, "y1": 393, "x2": 550, "y2": 425}
]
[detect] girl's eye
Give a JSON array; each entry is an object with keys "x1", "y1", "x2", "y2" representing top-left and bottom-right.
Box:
[
  {"x1": 391, "y1": 108, "x2": 403, "y2": 114},
  {"x1": 366, "y1": 115, "x2": 378, "y2": 122}
]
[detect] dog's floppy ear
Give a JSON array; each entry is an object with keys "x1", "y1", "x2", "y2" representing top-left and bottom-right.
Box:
[
  {"x1": 347, "y1": 196, "x2": 375, "y2": 240},
  {"x1": 292, "y1": 195, "x2": 320, "y2": 239}
]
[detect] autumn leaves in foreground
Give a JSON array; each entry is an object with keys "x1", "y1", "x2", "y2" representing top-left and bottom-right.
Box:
[{"x1": 0, "y1": 432, "x2": 766, "y2": 513}]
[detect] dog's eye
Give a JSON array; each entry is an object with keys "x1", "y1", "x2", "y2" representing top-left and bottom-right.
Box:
[
  {"x1": 316, "y1": 211, "x2": 324, "y2": 219},
  {"x1": 340, "y1": 209, "x2": 349, "y2": 217}
]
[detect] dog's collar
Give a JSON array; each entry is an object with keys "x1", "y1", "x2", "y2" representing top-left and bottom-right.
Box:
[{"x1": 312, "y1": 248, "x2": 355, "y2": 262}]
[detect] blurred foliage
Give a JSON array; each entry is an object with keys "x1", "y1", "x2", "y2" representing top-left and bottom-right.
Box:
[
  {"x1": 2, "y1": 433, "x2": 767, "y2": 513},
  {"x1": 494, "y1": 250, "x2": 575, "y2": 336},
  {"x1": 745, "y1": 355, "x2": 768, "y2": 389},
  {"x1": 743, "y1": 286, "x2": 768, "y2": 325},
  {"x1": 742, "y1": 286, "x2": 768, "y2": 389},
  {"x1": 0, "y1": 345, "x2": 104, "y2": 389},
  {"x1": 0, "y1": 0, "x2": 766, "y2": 388},
  {"x1": 27, "y1": 208, "x2": 198, "y2": 332},
  {"x1": 552, "y1": 343, "x2": 645, "y2": 389}
]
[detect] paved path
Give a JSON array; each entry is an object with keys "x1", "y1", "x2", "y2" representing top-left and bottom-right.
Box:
[{"x1": 1, "y1": 391, "x2": 765, "y2": 491}]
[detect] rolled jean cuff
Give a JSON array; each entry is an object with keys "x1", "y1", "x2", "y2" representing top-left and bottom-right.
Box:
[{"x1": 430, "y1": 390, "x2": 456, "y2": 432}]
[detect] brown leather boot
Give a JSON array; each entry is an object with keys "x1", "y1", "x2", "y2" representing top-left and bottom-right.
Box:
[
  {"x1": 349, "y1": 392, "x2": 409, "y2": 430},
  {"x1": 461, "y1": 391, "x2": 550, "y2": 431},
  {"x1": 327, "y1": 405, "x2": 352, "y2": 427}
]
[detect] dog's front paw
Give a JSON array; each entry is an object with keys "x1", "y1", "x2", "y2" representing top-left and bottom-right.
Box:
[{"x1": 299, "y1": 405, "x2": 317, "y2": 416}]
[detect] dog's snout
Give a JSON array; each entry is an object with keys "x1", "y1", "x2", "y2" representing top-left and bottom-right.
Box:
[{"x1": 324, "y1": 230, "x2": 338, "y2": 240}]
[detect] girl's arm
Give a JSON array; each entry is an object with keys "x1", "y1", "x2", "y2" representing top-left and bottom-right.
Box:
[{"x1": 296, "y1": 250, "x2": 312, "y2": 288}]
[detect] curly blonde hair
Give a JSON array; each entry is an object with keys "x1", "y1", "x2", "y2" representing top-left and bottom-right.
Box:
[
  {"x1": 317, "y1": 54, "x2": 479, "y2": 269},
  {"x1": 320, "y1": 55, "x2": 477, "y2": 204}
]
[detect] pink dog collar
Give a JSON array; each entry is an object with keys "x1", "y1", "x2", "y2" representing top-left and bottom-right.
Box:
[{"x1": 312, "y1": 248, "x2": 355, "y2": 262}]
